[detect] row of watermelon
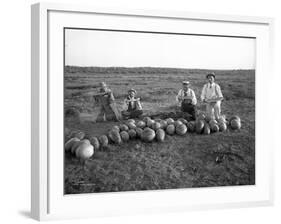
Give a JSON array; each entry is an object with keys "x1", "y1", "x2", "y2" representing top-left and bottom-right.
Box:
[{"x1": 64, "y1": 115, "x2": 241, "y2": 161}]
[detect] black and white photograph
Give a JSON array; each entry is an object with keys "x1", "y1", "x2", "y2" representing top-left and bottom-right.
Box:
[{"x1": 64, "y1": 28, "x2": 255, "y2": 194}]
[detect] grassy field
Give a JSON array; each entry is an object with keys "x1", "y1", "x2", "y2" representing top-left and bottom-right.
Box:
[{"x1": 64, "y1": 66, "x2": 255, "y2": 194}]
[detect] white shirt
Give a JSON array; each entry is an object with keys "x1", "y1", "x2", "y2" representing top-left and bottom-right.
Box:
[
  {"x1": 176, "y1": 88, "x2": 197, "y2": 105},
  {"x1": 200, "y1": 83, "x2": 223, "y2": 101}
]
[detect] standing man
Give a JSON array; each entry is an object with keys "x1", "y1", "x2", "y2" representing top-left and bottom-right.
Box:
[
  {"x1": 121, "y1": 89, "x2": 143, "y2": 119},
  {"x1": 200, "y1": 72, "x2": 224, "y2": 120},
  {"x1": 95, "y1": 82, "x2": 121, "y2": 122},
  {"x1": 176, "y1": 81, "x2": 197, "y2": 120}
]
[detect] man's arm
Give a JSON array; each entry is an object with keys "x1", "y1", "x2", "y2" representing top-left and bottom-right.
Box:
[
  {"x1": 176, "y1": 89, "x2": 182, "y2": 103},
  {"x1": 216, "y1": 84, "x2": 223, "y2": 100},
  {"x1": 191, "y1": 90, "x2": 197, "y2": 105},
  {"x1": 200, "y1": 84, "x2": 206, "y2": 102}
]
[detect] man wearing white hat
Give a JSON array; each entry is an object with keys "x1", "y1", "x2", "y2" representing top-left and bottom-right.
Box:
[
  {"x1": 121, "y1": 88, "x2": 143, "y2": 119},
  {"x1": 200, "y1": 72, "x2": 224, "y2": 120},
  {"x1": 176, "y1": 81, "x2": 197, "y2": 120}
]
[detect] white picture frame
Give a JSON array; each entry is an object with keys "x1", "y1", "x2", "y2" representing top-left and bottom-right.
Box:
[{"x1": 31, "y1": 2, "x2": 274, "y2": 221}]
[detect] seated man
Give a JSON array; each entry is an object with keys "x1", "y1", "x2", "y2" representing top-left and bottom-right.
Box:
[
  {"x1": 200, "y1": 72, "x2": 223, "y2": 120},
  {"x1": 176, "y1": 81, "x2": 197, "y2": 120},
  {"x1": 121, "y1": 89, "x2": 143, "y2": 119}
]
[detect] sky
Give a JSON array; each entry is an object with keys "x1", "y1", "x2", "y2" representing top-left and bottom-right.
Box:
[{"x1": 65, "y1": 29, "x2": 256, "y2": 70}]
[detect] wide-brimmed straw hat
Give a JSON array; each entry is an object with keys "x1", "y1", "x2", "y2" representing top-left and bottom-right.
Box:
[
  {"x1": 182, "y1": 81, "x2": 190, "y2": 85},
  {"x1": 206, "y1": 72, "x2": 216, "y2": 79},
  {"x1": 128, "y1": 88, "x2": 137, "y2": 94}
]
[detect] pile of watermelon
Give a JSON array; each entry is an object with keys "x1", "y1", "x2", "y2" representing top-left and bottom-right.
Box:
[{"x1": 65, "y1": 115, "x2": 241, "y2": 161}]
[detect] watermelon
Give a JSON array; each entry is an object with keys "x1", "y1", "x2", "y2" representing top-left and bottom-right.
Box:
[
  {"x1": 76, "y1": 143, "x2": 94, "y2": 160},
  {"x1": 174, "y1": 120, "x2": 183, "y2": 127},
  {"x1": 187, "y1": 121, "x2": 195, "y2": 132},
  {"x1": 156, "y1": 129, "x2": 165, "y2": 142},
  {"x1": 127, "y1": 119, "x2": 135, "y2": 124},
  {"x1": 65, "y1": 137, "x2": 80, "y2": 152},
  {"x1": 111, "y1": 125, "x2": 120, "y2": 132},
  {"x1": 197, "y1": 113, "x2": 206, "y2": 121},
  {"x1": 230, "y1": 119, "x2": 241, "y2": 130},
  {"x1": 71, "y1": 141, "x2": 82, "y2": 154},
  {"x1": 147, "y1": 119, "x2": 155, "y2": 128},
  {"x1": 178, "y1": 118, "x2": 188, "y2": 125},
  {"x1": 89, "y1": 136, "x2": 100, "y2": 150},
  {"x1": 176, "y1": 124, "x2": 187, "y2": 135},
  {"x1": 195, "y1": 120, "x2": 205, "y2": 134},
  {"x1": 128, "y1": 129, "x2": 137, "y2": 139},
  {"x1": 160, "y1": 120, "x2": 168, "y2": 129},
  {"x1": 141, "y1": 128, "x2": 156, "y2": 142},
  {"x1": 136, "y1": 120, "x2": 146, "y2": 128},
  {"x1": 119, "y1": 124, "x2": 129, "y2": 132},
  {"x1": 120, "y1": 131, "x2": 130, "y2": 142},
  {"x1": 210, "y1": 123, "x2": 220, "y2": 132},
  {"x1": 143, "y1": 116, "x2": 151, "y2": 123},
  {"x1": 72, "y1": 131, "x2": 85, "y2": 140},
  {"x1": 99, "y1": 135, "x2": 109, "y2": 148},
  {"x1": 127, "y1": 122, "x2": 137, "y2": 130},
  {"x1": 135, "y1": 127, "x2": 143, "y2": 138},
  {"x1": 166, "y1": 124, "x2": 175, "y2": 135},
  {"x1": 152, "y1": 122, "x2": 161, "y2": 131},
  {"x1": 203, "y1": 123, "x2": 211, "y2": 135},
  {"x1": 108, "y1": 130, "x2": 122, "y2": 144},
  {"x1": 166, "y1": 118, "x2": 174, "y2": 125},
  {"x1": 218, "y1": 122, "x2": 227, "y2": 132}
]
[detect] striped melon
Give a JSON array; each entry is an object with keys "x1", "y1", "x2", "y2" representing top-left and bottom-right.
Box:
[
  {"x1": 210, "y1": 123, "x2": 220, "y2": 132},
  {"x1": 143, "y1": 116, "x2": 151, "y2": 123},
  {"x1": 89, "y1": 136, "x2": 100, "y2": 150},
  {"x1": 176, "y1": 124, "x2": 187, "y2": 135},
  {"x1": 152, "y1": 122, "x2": 161, "y2": 131},
  {"x1": 187, "y1": 121, "x2": 195, "y2": 132},
  {"x1": 156, "y1": 129, "x2": 165, "y2": 142},
  {"x1": 111, "y1": 125, "x2": 120, "y2": 132},
  {"x1": 147, "y1": 119, "x2": 155, "y2": 128},
  {"x1": 218, "y1": 122, "x2": 227, "y2": 132},
  {"x1": 195, "y1": 120, "x2": 205, "y2": 134},
  {"x1": 166, "y1": 124, "x2": 175, "y2": 135},
  {"x1": 65, "y1": 137, "x2": 80, "y2": 152},
  {"x1": 72, "y1": 131, "x2": 85, "y2": 140},
  {"x1": 108, "y1": 130, "x2": 122, "y2": 144},
  {"x1": 141, "y1": 128, "x2": 156, "y2": 142},
  {"x1": 230, "y1": 119, "x2": 241, "y2": 130},
  {"x1": 99, "y1": 135, "x2": 109, "y2": 148},
  {"x1": 127, "y1": 119, "x2": 135, "y2": 124},
  {"x1": 135, "y1": 127, "x2": 143, "y2": 138},
  {"x1": 203, "y1": 123, "x2": 211, "y2": 135},
  {"x1": 71, "y1": 140, "x2": 82, "y2": 154},
  {"x1": 120, "y1": 131, "x2": 129, "y2": 142},
  {"x1": 174, "y1": 120, "x2": 183, "y2": 127},
  {"x1": 127, "y1": 122, "x2": 137, "y2": 130},
  {"x1": 159, "y1": 120, "x2": 168, "y2": 129},
  {"x1": 136, "y1": 120, "x2": 146, "y2": 128},
  {"x1": 119, "y1": 124, "x2": 129, "y2": 132},
  {"x1": 178, "y1": 118, "x2": 188, "y2": 125},
  {"x1": 166, "y1": 118, "x2": 174, "y2": 125},
  {"x1": 128, "y1": 129, "x2": 137, "y2": 139}
]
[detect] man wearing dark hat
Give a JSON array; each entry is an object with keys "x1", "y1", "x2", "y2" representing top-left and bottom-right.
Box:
[
  {"x1": 121, "y1": 88, "x2": 143, "y2": 119},
  {"x1": 176, "y1": 81, "x2": 197, "y2": 120},
  {"x1": 200, "y1": 72, "x2": 224, "y2": 120}
]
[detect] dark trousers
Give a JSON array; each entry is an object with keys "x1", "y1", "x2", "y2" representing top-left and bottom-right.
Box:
[
  {"x1": 181, "y1": 102, "x2": 196, "y2": 120},
  {"x1": 122, "y1": 110, "x2": 143, "y2": 119}
]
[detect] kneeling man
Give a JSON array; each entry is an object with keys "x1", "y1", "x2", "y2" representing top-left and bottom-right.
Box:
[
  {"x1": 176, "y1": 81, "x2": 197, "y2": 120},
  {"x1": 121, "y1": 89, "x2": 143, "y2": 119},
  {"x1": 200, "y1": 72, "x2": 224, "y2": 120}
]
